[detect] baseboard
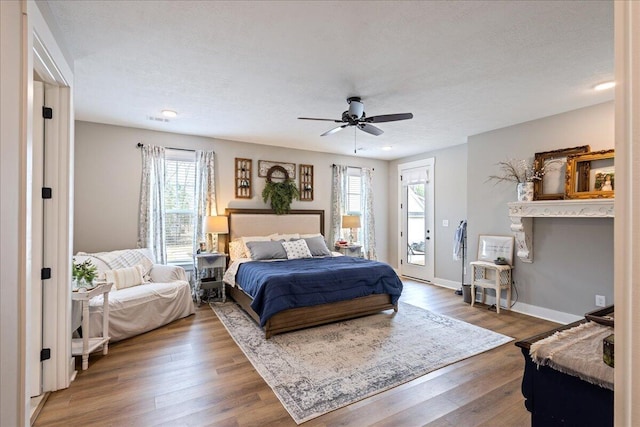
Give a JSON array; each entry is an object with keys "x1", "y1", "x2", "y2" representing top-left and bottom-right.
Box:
[
  {"x1": 510, "y1": 301, "x2": 583, "y2": 324},
  {"x1": 30, "y1": 392, "x2": 50, "y2": 425},
  {"x1": 399, "y1": 276, "x2": 461, "y2": 290},
  {"x1": 69, "y1": 357, "x2": 77, "y2": 382},
  {"x1": 431, "y1": 277, "x2": 461, "y2": 290},
  {"x1": 476, "y1": 294, "x2": 583, "y2": 325},
  {"x1": 404, "y1": 275, "x2": 582, "y2": 325}
]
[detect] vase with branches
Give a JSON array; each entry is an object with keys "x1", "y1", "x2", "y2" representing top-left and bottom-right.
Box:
[{"x1": 487, "y1": 158, "x2": 560, "y2": 201}]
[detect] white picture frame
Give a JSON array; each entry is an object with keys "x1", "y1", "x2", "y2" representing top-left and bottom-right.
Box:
[{"x1": 477, "y1": 235, "x2": 515, "y2": 265}]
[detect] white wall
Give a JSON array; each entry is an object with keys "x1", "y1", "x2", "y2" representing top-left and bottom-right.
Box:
[
  {"x1": 467, "y1": 101, "x2": 614, "y2": 316},
  {"x1": 74, "y1": 121, "x2": 391, "y2": 262}
]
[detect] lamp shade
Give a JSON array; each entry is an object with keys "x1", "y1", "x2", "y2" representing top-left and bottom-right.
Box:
[
  {"x1": 341, "y1": 215, "x2": 361, "y2": 229},
  {"x1": 203, "y1": 215, "x2": 229, "y2": 234}
]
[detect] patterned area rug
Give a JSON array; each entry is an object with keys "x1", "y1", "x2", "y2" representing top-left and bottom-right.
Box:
[{"x1": 211, "y1": 301, "x2": 512, "y2": 424}]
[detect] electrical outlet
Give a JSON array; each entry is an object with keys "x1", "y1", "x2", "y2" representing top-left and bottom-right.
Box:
[
  {"x1": 595, "y1": 295, "x2": 606, "y2": 307},
  {"x1": 442, "y1": 219, "x2": 449, "y2": 227}
]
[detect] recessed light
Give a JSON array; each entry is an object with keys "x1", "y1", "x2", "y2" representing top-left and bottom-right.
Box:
[
  {"x1": 594, "y1": 81, "x2": 615, "y2": 91},
  {"x1": 382, "y1": 146, "x2": 392, "y2": 151},
  {"x1": 161, "y1": 109, "x2": 177, "y2": 118}
]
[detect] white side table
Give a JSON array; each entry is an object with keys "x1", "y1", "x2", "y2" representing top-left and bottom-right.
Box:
[
  {"x1": 194, "y1": 253, "x2": 227, "y2": 303},
  {"x1": 71, "y1": 282, "x2": 112, "y2": 370},
  {"x1": 469, "y1": 261, "x2": 513, "y2": 314},
  {"x1": 335, "y1": 244, "x2": 363, "y2": 258}
]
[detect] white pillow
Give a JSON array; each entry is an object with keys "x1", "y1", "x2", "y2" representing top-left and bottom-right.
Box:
[
  {"x1": 300, "y1": 233, "x2": 322, "y2": 238},
  {"x1": 282, "y1": 239, "x2": 313, "y2": 260},
  {"x1": 104, "y1": 264, "x2": 145, "y2": 290},
  {"x1": 268, "y1": 233, "x2": 300, "y2": 241}
]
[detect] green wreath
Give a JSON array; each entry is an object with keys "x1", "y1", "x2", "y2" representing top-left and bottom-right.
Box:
[{"x1": 262, "y1": 165, "x2": 299, "y2": 215}]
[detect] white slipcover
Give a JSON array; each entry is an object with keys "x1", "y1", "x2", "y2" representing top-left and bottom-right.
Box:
[{"x1": 74, "y1": 249, "x2": 195, "y2": 342}]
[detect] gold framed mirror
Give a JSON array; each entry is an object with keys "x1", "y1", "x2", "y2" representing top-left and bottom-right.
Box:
[
  {"x1": 565, "y1": 149, "x2": 614, "y2": 199},
  {"x1": 533, "y1": 145, "x2": 590, "y2": 200}
]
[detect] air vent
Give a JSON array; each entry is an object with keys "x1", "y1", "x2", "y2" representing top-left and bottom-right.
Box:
[{"x1": 147, "y1": 116, "x2": 169, "y2": 123}]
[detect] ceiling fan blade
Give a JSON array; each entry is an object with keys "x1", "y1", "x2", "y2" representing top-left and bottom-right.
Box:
[
  {"x1": 357, "y1": 123, "x2": 384, "y2": 136},
  {"x1": 364, "y1": 113, "x2": 414, "y2": 123},
  {"x1": 298, "y1": 117, "x2": 343, "y2": 123},
  {"x1": 321, "y1": 124, "x2": 349, "y2": 136}
]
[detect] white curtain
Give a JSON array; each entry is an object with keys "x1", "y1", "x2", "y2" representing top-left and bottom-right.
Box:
[
  {"x1": 331, "y1": 164, "x2": 377, "y2": 260},
  {"x1": 194, "y1": 150, "x2": 217, "y2": 252},
  {"x1": 330, "y1": 165, "x2": 348, "y2": 246},
  {"x1": 360, "y1": 167, "x2": 377, "y2": 260},
  {"x1": 137, "y1": 145, "x2": 167, "y2": 264}
]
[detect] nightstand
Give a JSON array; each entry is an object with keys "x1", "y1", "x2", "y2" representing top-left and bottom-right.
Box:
[
  {"x1": 71, "y1": 282, "x2": 113, "y2": 370},
  {"x1": 194, "y1": 252, "x2": 227, "y2": 303},
  {"x1": 335, "y1": 244, "x2": 363, "y2": 258}
]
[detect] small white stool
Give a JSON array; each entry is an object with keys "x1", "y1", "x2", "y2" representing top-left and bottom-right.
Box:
[{"x1": 469, "y1": 261, "x2": 513, "y2": 314}]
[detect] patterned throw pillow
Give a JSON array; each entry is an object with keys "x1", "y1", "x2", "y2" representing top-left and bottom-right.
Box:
[
  {"x1": 229, "y1": 240, "x2": 247, "y2": 261},
  {"x1": 104, "y1": 264, "x2": 145, "y2": 290},
  {"x1": 281, "y1": 239, "x2": 313, "y2": 260}
]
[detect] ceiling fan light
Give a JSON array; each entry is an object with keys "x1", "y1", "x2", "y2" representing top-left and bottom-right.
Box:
[{"x1": 348, "y1": 100, "x2": 364, "y2": 119}]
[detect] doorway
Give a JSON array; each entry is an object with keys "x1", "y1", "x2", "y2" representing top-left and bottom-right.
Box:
[{"x1": 398, "y1": 158, "x2": 435, "y2": 282}]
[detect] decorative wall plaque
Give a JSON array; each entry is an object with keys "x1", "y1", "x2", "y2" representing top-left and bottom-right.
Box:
[
  {"x1": 235, "y1": 158, "x2": 252, "y2": 199},
  {"x1": 258, "y1": 160, "x2": 295, "y2": 179}
]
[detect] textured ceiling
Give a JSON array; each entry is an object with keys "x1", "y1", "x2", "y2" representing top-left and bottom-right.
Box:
[{"x1": 43, "y1": 0, "x2": 614, "y2": 160}]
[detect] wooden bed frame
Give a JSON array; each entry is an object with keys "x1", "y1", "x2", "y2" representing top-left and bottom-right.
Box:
[{"x1": 224, "y1": 208, "x2": 398, "y2": 338}]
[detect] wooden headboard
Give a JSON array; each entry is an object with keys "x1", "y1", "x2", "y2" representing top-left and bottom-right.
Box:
[{"x1": 224, "y1": 209, "x2": 325, "y2": 242}]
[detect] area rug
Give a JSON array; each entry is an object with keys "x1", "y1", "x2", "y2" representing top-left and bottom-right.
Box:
[{"x1": 211, "y1": 301, "x2": 512, "y2": 424}]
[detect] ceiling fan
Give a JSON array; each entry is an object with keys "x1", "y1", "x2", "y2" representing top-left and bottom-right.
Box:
[{"x1": 298, "y1": 97, "x2": 413, "y2": 137}]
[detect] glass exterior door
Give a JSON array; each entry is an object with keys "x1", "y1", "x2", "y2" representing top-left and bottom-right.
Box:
[{"x1": 399, "y1": 159, "x2": 434, "y2": 281}]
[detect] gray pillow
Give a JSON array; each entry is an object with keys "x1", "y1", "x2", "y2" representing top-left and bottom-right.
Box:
[
  {"x1": 303, "y1": 235, "x2": 331, "y2": 257},
  {"x1": 245, "y1": 241, "x2": 287, "y2": 260}
]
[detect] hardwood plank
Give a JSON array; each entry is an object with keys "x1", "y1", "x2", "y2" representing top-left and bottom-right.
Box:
[{"x1": 34, "y1": 279, "x2": 558, "y2": 426}]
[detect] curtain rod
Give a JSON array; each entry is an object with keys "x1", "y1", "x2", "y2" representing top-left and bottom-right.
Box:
[
  {"x1": 331, "y1": 164, "x2": 374, "y2": 171},
  {"x1": 136, "y1": 142, "x2": 195, "y2": 153}
]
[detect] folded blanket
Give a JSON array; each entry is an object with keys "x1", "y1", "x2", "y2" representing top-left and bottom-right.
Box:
[{"x1": 530, "y1": 321, "x2": 614, "y2": 390}]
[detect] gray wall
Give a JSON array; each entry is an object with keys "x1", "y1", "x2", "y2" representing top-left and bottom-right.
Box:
[
  {"x1": 388, "y1": 143, "x2": 468, "y2": 283},
  {"x1": 77, "y1": 100, "x2": 614, "y2": 317},
  {"x1": 74, "y1": 121, "x2": 390, "y2": 261},
  {"x1": 467, "y1": 101, "x2": 614, "y2": 316}
]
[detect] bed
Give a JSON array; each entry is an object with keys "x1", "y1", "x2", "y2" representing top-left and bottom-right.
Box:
[{"x1": 223, "y1": 208, "x2": 403, "y2": 338}]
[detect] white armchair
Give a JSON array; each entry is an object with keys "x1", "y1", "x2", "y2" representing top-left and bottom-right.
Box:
[{"x1": 73, "y1": 248, "x2": 195, "y2": 342}]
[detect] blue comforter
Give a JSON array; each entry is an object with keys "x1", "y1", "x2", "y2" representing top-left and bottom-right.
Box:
[{"x1": 236, "y1": 256, "x2": 403, "y2": 326}]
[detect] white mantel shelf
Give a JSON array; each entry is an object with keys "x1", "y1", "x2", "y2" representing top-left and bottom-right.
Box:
[{"x1": 507, "y1": 199, "x2": 614, "y2": 263}]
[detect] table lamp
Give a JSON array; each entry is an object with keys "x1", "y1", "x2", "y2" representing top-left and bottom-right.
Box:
[
  {"x1": 203, "y1": 215, "x2": 229, "y2": 253},
  {"x1": 341, "y1": 215, "x2": 361, "y2": 244}
]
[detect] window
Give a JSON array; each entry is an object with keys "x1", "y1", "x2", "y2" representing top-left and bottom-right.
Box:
[
  {"x1": 164, "y1": 149, "x2": 196, "y2": 263},
  {"x1": 346, "y1": 167, "x2": 362, "y2": 214}
]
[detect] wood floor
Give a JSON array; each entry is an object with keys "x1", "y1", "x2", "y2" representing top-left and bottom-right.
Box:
[{"x1": 35, "y1": 279, "x2": 558, "y2": 427}]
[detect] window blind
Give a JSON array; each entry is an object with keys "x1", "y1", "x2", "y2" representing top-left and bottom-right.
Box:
[{"x1": 164, "y1": 150, "x2": 196, "y2": 263}]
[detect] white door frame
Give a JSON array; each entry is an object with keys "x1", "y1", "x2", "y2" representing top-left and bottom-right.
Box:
[
  {"x1": 614, "y1": 2, "x2": 640, "y2": 424},
  {"x1": 397, "y1": 158, "x2": 435, "y2": 281},
  {"x1": 1, "y1": 1, "x2": 74, "y2": 425}
]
